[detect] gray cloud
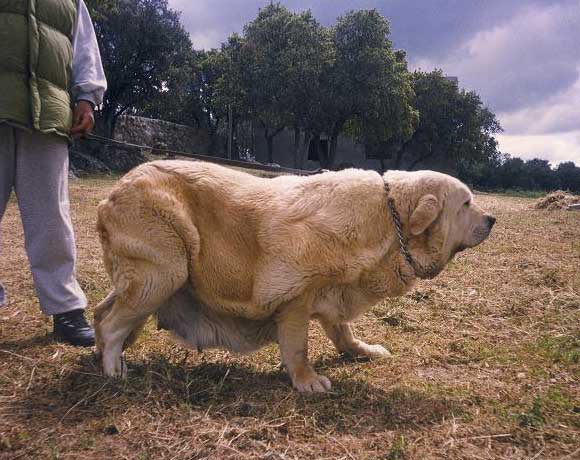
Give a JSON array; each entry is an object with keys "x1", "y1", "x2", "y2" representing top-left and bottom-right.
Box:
[
  {"x1": 168, "y1": 0, "x2": 580, "y2": 164},
  {"x1": 412, "y1": 1, "x2": 580, "y2": 113}
]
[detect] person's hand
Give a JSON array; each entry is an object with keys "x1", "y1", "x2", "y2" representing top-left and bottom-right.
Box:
[{"x1": 71, "y1": 100, "x2": 95, "y2": 138}]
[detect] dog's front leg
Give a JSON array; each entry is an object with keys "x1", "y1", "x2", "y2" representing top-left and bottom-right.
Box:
[
  {"x1": 320, "y1": 320, "x2": 391, "y2": 360},
  {"x1": 276, "y1": 299, "x2": 331, "y2": 393}
]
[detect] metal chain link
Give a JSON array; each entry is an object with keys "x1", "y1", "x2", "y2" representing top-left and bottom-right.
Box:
[{"x1": 383, "y1": 179, "x2": 424, "y2": 277}]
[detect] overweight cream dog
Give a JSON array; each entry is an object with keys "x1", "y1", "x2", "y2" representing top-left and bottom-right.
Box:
[{"x1": 94, "y1": 161, "x2": 495, "y2": 392}]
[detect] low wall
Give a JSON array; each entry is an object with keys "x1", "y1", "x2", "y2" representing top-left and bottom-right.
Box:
[
  {"x1": 113, "y1": 116, "x2": 211, "y2": 154},
  {"x1": 71, "y1": 116, "x2": 213, "y2": 173}
]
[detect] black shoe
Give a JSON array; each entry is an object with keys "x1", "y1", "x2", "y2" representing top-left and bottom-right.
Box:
[{"x1": 53, "y1": 309, "x2": 95, "y2": 347}]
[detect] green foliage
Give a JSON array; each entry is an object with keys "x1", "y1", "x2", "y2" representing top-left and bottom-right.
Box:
[
  {"x1": 385, "y1": 435, "x2": 406, "y2": 460},
  {"x1": 214, "y1": 7, "x2": 417, "y2": 167},
  {"x1": 535, "y1": 335, "x2": 580, "y2": 365},
  {"x1": 197, "y1": 49, "x2": 229, "y2": 134},
  {"x1": 141, "y1": 47, "x2": 229, "y2": 152},
  {"x1": 398, "y1": 70, "x2": 501, "y2": 170},
  {"x1": 464, "y1": 155, "x2": 580, "y2": 192},
  {"x1": 218, "y1": 3, "x2": 329, "y2": 162},
  {"x1": 89, "y1": 1, "x2": 569, "y2": 182},
  {"x1": 87, "y1": 0, "x2": 193, "y2": 136},
  {"x1": 321, "y1": 10, "x2": 417, "y2": 168},
  {"x1": 556, "y1": 161, "x2": 580, "y2": 192},
  {"x1": 140, "y1": 51, "x2": 198, "y2": 125},
  {"x1": 84, "y1": 0, "x2": 119, "y2": 21},
  {"x1": 518, "y1": 397, "x2": 545, "y2": 428}
]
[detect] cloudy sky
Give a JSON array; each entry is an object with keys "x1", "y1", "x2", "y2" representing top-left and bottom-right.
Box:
[{"x1": 168, "y1": 0, "x2": 580, "y2": 165}]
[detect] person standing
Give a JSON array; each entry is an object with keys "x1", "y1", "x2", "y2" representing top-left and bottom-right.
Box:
[{"x1": 0, "y1": 0, "x2": 107, "y2": 346}]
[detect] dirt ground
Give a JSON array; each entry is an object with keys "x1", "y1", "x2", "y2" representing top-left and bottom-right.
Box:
[{"x1": 0, "y1": 175, "x2": 578, "y2": 460}]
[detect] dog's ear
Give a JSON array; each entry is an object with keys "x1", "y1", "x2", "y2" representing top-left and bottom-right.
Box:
[{"x1": 409, "y1": 194, "x2": 441, "y2": 236}]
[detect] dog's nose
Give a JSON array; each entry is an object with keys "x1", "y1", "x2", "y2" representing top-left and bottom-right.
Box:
[{"x1": 487, "y1": 215, "x2": 496, "y2": 228}]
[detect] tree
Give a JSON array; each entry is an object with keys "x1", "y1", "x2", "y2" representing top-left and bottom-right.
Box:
[
  {"x1": 139, "y1": 51, "x2": 198, "y2": 126},
  {"x1": 219, "y1": 4, "x2": 329, "y2": 164},
  {"x1": 497, "y1": 157, "x2": 527, "y2": 189},
  {"x1": 555, "y1": 161, "x2": 580, "y2": 192},
  {"x1": 347, "y1": 49, "x2": 418, "y2": 171},
  {"x1": 282, "y1": 12, "x2": 330, "y2": 168},
  {"x1": 397, "y1": 70, "x2": 502, "y2": 171},
  {"x1": 456, "y1": 148, "x2": 506, "y2": 188},
  {"x1": 87, "y1": 0, "x2": 193, "y2": 138},
  {"x1": 195, "y1": 50, "x2": 228, "y2": 141},
  {"x1": 316, "y1": 10, "x2": 417, "y2": 169},
  {"x1": 524, "y1": 159, "x2": 557, "y2": 190},
  {"x1": 214, "y1": 34, "x2": 249, "y2": 158},
  {"x1": 85, "y1": 0, "x2": 118, "y2": 21}
]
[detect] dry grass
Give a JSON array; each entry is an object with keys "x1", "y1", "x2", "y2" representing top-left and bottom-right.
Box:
[
  {"x1": 1, "y1": 176, "x2": 579, "y2": 460},
  {"x1": 533, "y1": 191, "x2": 580, "y2": 211}
]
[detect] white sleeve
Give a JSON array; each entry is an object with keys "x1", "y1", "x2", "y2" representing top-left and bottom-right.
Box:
[{"x1": 71, "y1": 0, "x2": 107, "y2": 107}]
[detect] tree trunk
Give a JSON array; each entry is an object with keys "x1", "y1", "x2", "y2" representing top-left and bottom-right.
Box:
[
  {"x1": 263, "y1": 125, "x2": 285, "y2": 164},
  {"x1": 230, "y1": 116, "x2": 240, "y2": 160},
  {"x1": 293, "y1": 126, "x2": 301, "y2": 169},
  {"x1": 328, "y1": 133, "x2": 338, "y2": 170},
  {"x1": 395, "y1": 137, "x2": 416, "y2": 170},
  {"x1": 207, "y1": 117, "x2": 221, "y2": 155},
  {"x1": 407, "y1": 145, "x2": 434, "y2": 171},
  {"x1": 327, "y1": 121, "x2": 344, "y2": 170},
  {"x1": 266, "y1": 132, "x2": 274, "y2": 164},
  {"x1": 313, "y1": 134, "x2": 328, "y2": 168},
  {"x1": 227, "y1": 105, "x2": 233, "y2": 159},
  {"x1": 299, "y1": 132, "x2": 312, "y2": 169},
  {"x1": 251, "y1": 118, "x2": 256, "y2": 160}
]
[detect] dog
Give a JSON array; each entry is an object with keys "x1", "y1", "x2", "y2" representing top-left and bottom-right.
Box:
[{"x1": 94, "y1": 160, "x2": 495, "y2": 392}]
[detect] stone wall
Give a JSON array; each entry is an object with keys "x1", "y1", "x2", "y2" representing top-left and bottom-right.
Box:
[
  {"x1": 113, "y1": 116, "x2": 211, "y2": 154},
  {"x1": 71, "y1": 115, "x2": 452, "y2": 175},
  {"x1": 71, "y1": 116, "x2": 213, "y2": 173}
]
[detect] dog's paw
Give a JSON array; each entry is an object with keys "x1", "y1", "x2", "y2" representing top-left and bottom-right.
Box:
[
  {"x1": 102, "y1": 353, "x2": 128, "y2": 379},
  {"x1": 359, "y1": 343, "x2": 392, "y2": 360},
  {"x1": 292, "y1": 372, "x2": 332, "y2": 393}
]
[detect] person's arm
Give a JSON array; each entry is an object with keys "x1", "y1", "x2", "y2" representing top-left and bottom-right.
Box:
[{"x1": 71, "y1": 0, "x2": 107, "y2": 137}]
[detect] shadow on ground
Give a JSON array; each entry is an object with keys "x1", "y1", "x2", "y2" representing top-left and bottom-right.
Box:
[
  {"x1": 5, "y1": 351, "x2": 462, "y2": 435},
  {"x1": 0, "y1": 333, "x2": 56, "y2": 351}
]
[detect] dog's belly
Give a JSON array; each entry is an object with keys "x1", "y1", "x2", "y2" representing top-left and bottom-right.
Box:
[{"x1": 156, "y1": 286, "x2": 278, "y2": 353}]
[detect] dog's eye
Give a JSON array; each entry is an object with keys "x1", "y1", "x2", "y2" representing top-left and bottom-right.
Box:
[{"x1": 463, "y1": 200, "x2": 471, "y2": 208}]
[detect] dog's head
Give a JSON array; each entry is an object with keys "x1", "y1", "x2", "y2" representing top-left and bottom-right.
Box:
[{"x1": 384, "y1": 170, "x2": 495, "y2": 279}]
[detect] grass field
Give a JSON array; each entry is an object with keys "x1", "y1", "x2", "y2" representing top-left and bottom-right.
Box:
[{"x1": 0, "y1": 176, "x2": 578, "y2": 460}]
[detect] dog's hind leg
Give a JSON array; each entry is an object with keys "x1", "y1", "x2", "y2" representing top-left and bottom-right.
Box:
[
  {"x1": 93, "y1": 290, "x2": 116, "y2": 357},
  {"x1": 97, "y1": 258, "x2": 188, "y2": 378},
  {"x1": 95, "y1": 184, "x2": 199, "y2": 377},
  {"x1": 93, "y1": 290, "x2": 145, "y2": 374},
  {"x1": 122, "y1": 317, "x2": 149, "y2": 350}
]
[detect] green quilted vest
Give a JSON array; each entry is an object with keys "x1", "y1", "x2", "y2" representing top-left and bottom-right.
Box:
[{"x1": 0, "y1": 0, "x2": 77, "y2": 139}]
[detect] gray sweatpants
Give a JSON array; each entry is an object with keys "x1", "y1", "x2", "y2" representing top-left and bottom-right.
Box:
[{"x1": 0, "y1": 124, "x2": 87, "y2": 315}]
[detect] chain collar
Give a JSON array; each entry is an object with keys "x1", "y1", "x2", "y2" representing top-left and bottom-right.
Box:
[{"x1": 382, "y1": 178, "x2": 426, "y2": 278}]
